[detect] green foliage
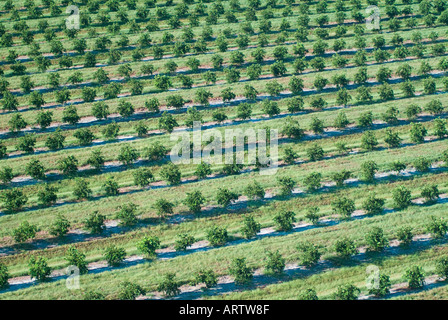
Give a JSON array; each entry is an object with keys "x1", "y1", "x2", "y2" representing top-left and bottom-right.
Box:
[
  {"x1": 436, "y1": 257, "x2": 448, "y2": 279},
  {"x1": 236, "y1": 103, "x2": 253, "y2": 120},
  {"x1": 273, "y1": 210, "x2": 296, "y2": 232},
  {"x1": 298, "y1": 288, "x2": 318, "y2": 300},
  {"x1": 426, "y1": 216, "x2": 448, "y2": 239},
  {"x1": 391, "y1": 161, "x2": 406, "y2": 173},
  {"x1": 65, "y1": 246, "x2": 88, "y2": 274},
  {"x1": 2, "y1": 91, "x2": 19, "y2": 111},
  {"x1": 305, "y1": 206, "x2": 320, "y2": 225},
  {"x1": 362, "y1": 193, "x2": 385, "y2": 215},
  {"x1": 392, "y1": 186, "x2": 412, "y2": 209},
  {"x1": 262, "y1": 100, "x2": 280, "y2": 117},
  {"x1": 37, "y1": 183, "x2": 58, "y2": 207},
  {"x1": 384, "y1": 129, "x2": 402, "y2": 148},
  {"x1": 1, "y1": 188, "x2": 28, "y2": 212},
  {"x1": 8, "y1": 113, "x2": 27, "y2": 132},
  {"x1": 17, "y1": 134, "x2": 36, "y2": 153},
  {"x1": 360, "y1": 160, "x2": 378, "y2": 182},
  {"x1": 241, "y1": 215, "x2": 261, "y2": 239},
  {"x1": 286, "y1": 97, "x2": 304, "y2": 113},
  {"x1": 297, "y1": 242, "x2": 321, "y2": 268},
  {"x1": 244, "y1": 181, "x2": 265, "y2": 199},
  {"x1": 413, "y1": 157, "x2": 431, "y2": 172},
  {"x1": 397, "y1": 226, "x2": 413, "y2": 248},
  {"x1": 382, "y1": 107, "x2": 399, "y2": 124},
  {"x1": 73, "y1": 178, "x2": 92, "y2": 200},
  {"x1": 160, "y1": 162, "x2": 181, "y2": 185},
  {"x1": 361, "y1": 131, "x2": 378, "y2": 151},
  {"x1": 74, "y1": 128, "x2": 95, "y2": 146},
  {"x1": 306, "y1": 144, "x2": 324, "y2": 161},
  {"x1": 153, "y1": 198, "x2": 174, "y2": 218},
  {"x1": 333, "y1": 284, "x2": 360, "y2": 300},
  {"x1": 358, "y1": 111, "x2": 373, "y2": 127},
  {"x1": 166, "y1": 94, "x2": 185, "y2": 109},
  {"x1": 281, "y1": 117, "x2": 304, "y2": 139},
  {"x1": 145, "y1": 98, "x2": 159, "y2": 113},
  {"x1": 410, "y1": 123, "x2": 427, "y2": 143},
  {"x1": 137, "y1": 236, "x2": 160, "y2": 258},
  {"x1": 365, "y1": 227, "x2": 388, "y2": 252},
  {"x1": 26, "y1": 159, "x2": 45, "y2": 180},
  {"x1": 283, "y1": 146, "x2": 297, "y2": 165},
  {"x1": 84, "y1": 211, "x2": 105, "y2": 234},
  {"x1": 0, "y1": 166, "x2": 13, "y2": 184},
  {"x1": 229, "y1": 258, "x2": 253, "y2": 285},
  {"x1": 425, "y1": 99, "x2": 444, "y2": 115},
  {"x1": 221, "y1": 162, "x2": 244, "y2": 176},
  {"x1": 118, "y1": 281, "x2": 146, "y2": 300},
  {"x1": 331, "y1": 170, "x2": 351, "y2": 187},
  {"x1": 334, "y1": 238, "x2": 357, "y2": 259},
  {"x1": 102, "y1": 176, "x2": 119, "y2": 197},
  {"x1": 118, "y1": 146, "x2": 139, "y2": 166},
  {"x1": 133, "y1": 168, "x2": 154, "y2": 187},
  {"x1": 144, "y1": 142, "x2": 167, "y2": 161},
  {"x1": 216, "y1": 188, "x2": 238, "y2": 207},
  {"x1": 403, "y1": 266, "x2": 425, "y2": 289},
  {"x1": 277, "y1": 176, "x2": 295, "y2": 195},
  {"x1": 134, "y1": 121, "x2": 148, "y2": 137},
  {"x1": 28, "y1": 256, "x2": 51, "y2": 282},
  {"x1": 289, "y1": 76, "x2": 303, "y2": 95},
  {"x1": 195, "y1": 88, "x2": 213, "y2": 105},
  {"x1": 58, "y1": 155, "x2": 78, "y2": 176},
  {"x1": 102, "y1": 122, "x2": 120, "y2": 140},
  {"x1": 303, "y1": 172, "x2": 322, "y2": 192},
  {"x1": 174, "y1": 233, "x2": 195, "y2": 251},
  {"x1": 3, "y1": 1, "x2": 448, "y2": 300},
  {"x1": 334, "y1": 111, "x2": 350, "y2": 129},
  {"x1": 405, "y1": 104, "x2": 422, "y2": 120},
  {"x1": 184, "y1": 190, "x2": 205, "y2": 213},
  {"x1": 158, "y1": 112, "x2": 178, "y2": 133},
  {"x1": 0, "y1": 263, "x2": 9, "y2": 289},
  {"x1": 421, "y1": 184, "x2": 439, "y2": 203},
  {"x1": 49, "y1": 213, "x2": 70, "y2": 238},
  {"x1": 0, "y1": 143, "x2": 7, "y2": 159},
  {"x1": 35, "y1": 111, "x2": 52, "y2": 129},
  {"x1": 442, "y1": 149, "x2": 448, "y2": 165},
  {"x1": 103, "y1": 245, "x2": 126, "y2": 267},
  {"x1": 158, "y1": 273, "x2": 180, "y2": 297},
  {"x1": 185, "y1": 107, "x2": 203, "y2": 128},
  {"x1": 193, "y1": 269, "x2": 218, "y2": 289},
  {"x1": 310, "y1": 97, "x2": 327, "y2": 109},
  {"x1": 12, "y1": 221, "x2": 37, "y2": 243},
  {"x1": 116, "y1": 101, "x2": 135, "y2": 118},
  {"x1": 62, "y1": 106, "x2": 79, "y2": 125},
  {"x1": 335, "y1": 88, "x2": 351, "y2": 106},
  {"x1": 87, "y1": 150, "x2": 105, "y2": 170},
  {"x1": 194, "y1": 162, "x2": 212, "y2": 179},
  {"x1": 206, "y1": 225, "x2": 228, "y2": 247},
  {"x1": 116, "y1": 203, "x2": 139, "y2": 226},
  {"x1": 46, "y1": 128, "x2": 65, "y2": 150},
  {"x1": 264, "y1": 250, "x2": 285, "y2": 275},
  {"x1": 332, "y1": 197, "x2": 355, "y2": 219},
  {"x1": 434, "y1": 119, "x2": 448, "y2": 138}
]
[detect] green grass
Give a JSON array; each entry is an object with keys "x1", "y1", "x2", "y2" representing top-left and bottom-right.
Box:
[{"x1": 1, "y1": 0, "x2": 448, "y2": 300}]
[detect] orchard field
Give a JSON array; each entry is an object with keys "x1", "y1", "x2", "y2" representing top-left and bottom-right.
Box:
[{"x1": 0, "y1": 0, "x2": 448, "y2": 300}]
